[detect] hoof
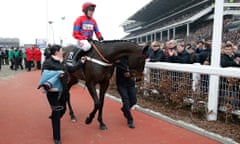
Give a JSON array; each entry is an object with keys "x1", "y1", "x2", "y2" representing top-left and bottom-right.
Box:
[
  {"x1": 54, "y1": 140, "x2": 61, "y2": 144},
  {"x1": 85, "y1": 117, "x2": 92, "y2": 124},
  {"x1": 100, "y1": 124, "x2": 108, "y2": 130},
  {"x1": 71, "y1": 118, "x2": 77, "y2": 123},
  {"x1": 71, "y1": 116, "x2": 77, "y2": 122}
]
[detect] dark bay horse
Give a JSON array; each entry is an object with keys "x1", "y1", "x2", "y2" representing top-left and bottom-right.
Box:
[{"x1": 63, "y1": 40, "x2": 147, "y2": 130}]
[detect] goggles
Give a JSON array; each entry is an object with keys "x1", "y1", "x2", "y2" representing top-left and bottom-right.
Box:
[{"x1": 87, "y1": 6, "x2": 95, "y2": 11}]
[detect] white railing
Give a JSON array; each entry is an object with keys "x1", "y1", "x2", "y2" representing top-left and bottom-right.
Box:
[{"x1": 144, "y1": 62, "x2": 240, "y2": 121}]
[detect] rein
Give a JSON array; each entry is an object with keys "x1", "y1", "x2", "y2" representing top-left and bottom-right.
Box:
[{"x1": 90, "y1": 41, "x2": 110, "y2": 63}]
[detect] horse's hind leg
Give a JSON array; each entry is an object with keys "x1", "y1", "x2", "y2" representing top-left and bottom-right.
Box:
[
  {"x1": 66, "y1": 79, "x2": 78, "y2": 122},
  {"x1": 97, "y1": 81, "x2": 109, "y2": 130},
  {"x1": 66, "y1": 91, "x2": 77, "y2": 122},
  {"x1": 85, "y1": 82, "x2": 99, "y2": 125}
]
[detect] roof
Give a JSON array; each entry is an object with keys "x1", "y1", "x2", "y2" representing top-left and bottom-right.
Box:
[{"x1": 125, "y1": 0, "x2": 209, "y2": 23}]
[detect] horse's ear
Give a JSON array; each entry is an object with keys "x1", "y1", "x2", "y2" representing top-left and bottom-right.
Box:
[{"x1": 142, "y1": 44, "x2": 149, "y2": 58}]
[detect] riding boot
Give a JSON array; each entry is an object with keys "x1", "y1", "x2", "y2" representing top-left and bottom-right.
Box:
[
  {"x1": 66, "y1": 48, "x2": 86, "y2": 79},
  {"x1": 66, "y1": 48, "x2": 83, "y2": 66}
]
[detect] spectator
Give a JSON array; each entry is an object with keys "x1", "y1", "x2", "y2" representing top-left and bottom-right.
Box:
[
  {"x1": 8, "y1": 47, "x2": 14, "y2": 70},
  {"x1": 33, "y1": 46, "x2": 42, "y2": 70},
  {"x1": 221, "y1": 43, "x2": 240, "y2": 67},
  {"x1": 32, "y1": 45, "x2": 38, "y2": 70},
  {"x1": 164, "y1": 39, "x2": 177, "y2": 61},
  {"x1": 185, "y1": 43, "x2": 197, "y2": 64},
  {"x1": 146, "y1": 41, "x2": 165, "y2": 62},
  {"x1": 17, "y1": 48, "x2": 24, "y2": 70},
  {"x1": 2, "y1": 48, "x2": 9, "y2": 65},
  {"x1": 196, "y1": 42, "x2": 211, "y2": 65},
  {"x1": 21, "y1": 48, "x2": 27, "y2": 69},
  {"x1": 0, "y1": 48, "x2": 3, "y2": 66},
  {"x1": 220, "y1": 43, "x2": 240, "y2": 108},
  {"x1": 25, "y1": 47, "x2": 34, "y2": 71},
  {"x1": 13, "y1": 47, "x2": 23, "y2": 70},
  {"x1": 44, "y1": 44, "x2": 52, "y2": 60},
  {"x1": 167, "y1": 43, "x2": 191, "y2": 64},
  {"x1": 233, "y1": 43, "x2": 240, "y2": 56},
  {"x1": 13, "y1": 48, "x2": 19, "y2": 70},
  {"x1": 195, "y1": 40, "x2": 205, "y2": 53}
]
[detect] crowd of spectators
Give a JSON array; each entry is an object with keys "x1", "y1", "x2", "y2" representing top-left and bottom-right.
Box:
[
  {"x1": 0, "y1": 45, "x2": 42, "y2": 71},
  {"x1": 143, "y1": 35, "x2": 240, "y2": 108},
  {"x1": 144, "y1": 37, "x2": 240, "y2": 68},
  {"x1": 144, "y1": 17, "x2": 240, "y2": 65}
]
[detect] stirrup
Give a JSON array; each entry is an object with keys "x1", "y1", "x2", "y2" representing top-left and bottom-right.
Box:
[{"x1": 66, "y1": 60, "x2": 74, "y2": 66}]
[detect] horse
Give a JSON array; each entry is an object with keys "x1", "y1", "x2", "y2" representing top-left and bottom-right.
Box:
[{"x1": 63, "y1": 40, "x2": 147, "y2": 130}]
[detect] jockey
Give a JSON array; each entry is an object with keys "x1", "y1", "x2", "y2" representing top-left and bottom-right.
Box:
[{"x1": 66, "y1": 2, "x2": 104, "y2": 65}]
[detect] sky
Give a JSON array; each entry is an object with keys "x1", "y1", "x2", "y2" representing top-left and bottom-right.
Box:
[{"x1": 0, "y1": 0, "x2": 152, "y2": 45}]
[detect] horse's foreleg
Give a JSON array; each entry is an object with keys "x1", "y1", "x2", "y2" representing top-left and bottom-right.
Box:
[
  {"x1": 66, "y1": 91, "x2": 77, "y2": 122},
  {"x1": 97, "y1": 81, "x2": 109, "y2": 130},
  {"x1": 85, "y1": 82, "x2": 99, "y2": 125}
]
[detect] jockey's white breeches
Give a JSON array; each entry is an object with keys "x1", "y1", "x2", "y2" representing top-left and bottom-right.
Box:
[{"x1": 77, "y1": 40, "x2": 91, "y2": 51}]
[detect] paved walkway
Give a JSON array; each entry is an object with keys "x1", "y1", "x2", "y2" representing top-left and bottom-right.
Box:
[{"x1": 0, "y1": 70, "x2": 221, "y2": 144}]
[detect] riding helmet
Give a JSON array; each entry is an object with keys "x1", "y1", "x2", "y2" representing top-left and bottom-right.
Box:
[{"x1": 82, "y1": 2, "x2": 96, "y2": 13}]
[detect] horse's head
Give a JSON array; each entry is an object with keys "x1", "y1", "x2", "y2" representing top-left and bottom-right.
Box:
[
  {"x1": 128, "y1": 55, "x2": 145, "y2": 82},
  {"x1": 127, "y1": 45, "x2": 148, "y2": 82}
]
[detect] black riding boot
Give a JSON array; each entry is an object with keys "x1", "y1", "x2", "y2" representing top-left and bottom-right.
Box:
[{"x1": 66, "y1": 48, "x2": 83, "y2": 66}]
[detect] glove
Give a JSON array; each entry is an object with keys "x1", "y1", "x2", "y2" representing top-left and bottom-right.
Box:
[
  {"x1": 98, "y1": 37, "x2": 104, "y2": 41},
  {"x1": 87, "y1": 37, "x2": 93, "y2": 42},
  {"x1": 80, "y1": 56, "x2": 87, "y2": 64},
  {"x1": 123, "y1": 72, "x2": 131, "y2": 78}
]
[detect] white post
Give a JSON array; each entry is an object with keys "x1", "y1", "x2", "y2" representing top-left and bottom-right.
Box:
[
  {"x1": 143, "y1": 67, "x2": 150, "y2": 96},
  {"x1": 167, "y1": 29, "x2": 170, "y2": 40},
  {"x1": 160, "y1": 31, "x2": 162, "y2": 41},
  {"x1": 192, "y1": 63, "x2": 201, "y2": 91},
  {"x1": 173, "y1": 28, "x2": 176, "y2": 40},
  {"x1": 207, "y1": 0, "x2": 224, "y2": 121},
  {"x1": 186, "y1": 23, "x2": 190, "y2": 37}
]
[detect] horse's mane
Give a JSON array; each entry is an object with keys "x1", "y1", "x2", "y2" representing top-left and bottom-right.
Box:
[{"x1": 101, "y1": 40, "x2": 133, "y2": 44}]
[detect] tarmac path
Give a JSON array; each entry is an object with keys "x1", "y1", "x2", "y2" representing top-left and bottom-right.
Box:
[{"x1": 0, "y1": 67, "x2": 221, "y2": 144}]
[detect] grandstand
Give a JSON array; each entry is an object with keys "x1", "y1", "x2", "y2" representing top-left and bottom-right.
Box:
[
  {"x1": 0, "y1": 38, "x2": 20, "y2": 48},
  {"x1": 121, "y1": 0, "x2": 240, "y2": 44},
  {"x1": 120, "y1": 0, "x2": 240, "y2": 121}
]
